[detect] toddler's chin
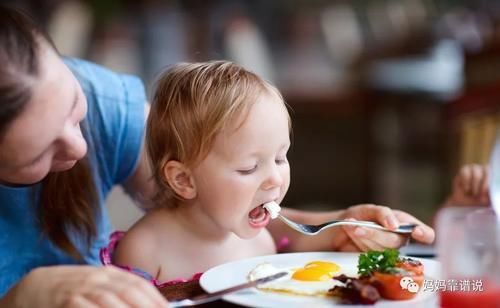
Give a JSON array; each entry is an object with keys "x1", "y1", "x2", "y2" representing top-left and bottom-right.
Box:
[{"x1": 234, "y1": 225, "x2": 263, "y2": 240}]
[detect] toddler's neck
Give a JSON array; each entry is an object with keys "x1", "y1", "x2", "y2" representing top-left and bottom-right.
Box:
[{"x1": 165, "y1": 202, "x2": 234, "y2": 243}]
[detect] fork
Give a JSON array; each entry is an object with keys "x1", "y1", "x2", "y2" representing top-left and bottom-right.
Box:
[
  {"x1": 277, "y1": 214, "x2": 417, "y2": 235},
  {"x1": 168, "y1": 272, "x2": 288, "y2": 307}
]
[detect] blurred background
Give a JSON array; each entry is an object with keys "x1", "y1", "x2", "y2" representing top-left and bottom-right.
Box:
[{"x1": 5, "y1": 0, "x2": 500, "y2": 230}]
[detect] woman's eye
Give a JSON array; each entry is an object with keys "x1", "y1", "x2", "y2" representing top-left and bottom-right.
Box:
[
  {"x1": 276, "y1": 157, "x2": 287, "y2": 164},
  {"x1": 237, "y1": 165, "x2": 257, "y2": 175}
]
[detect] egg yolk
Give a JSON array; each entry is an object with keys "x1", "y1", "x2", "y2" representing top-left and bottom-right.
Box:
[
  {"x1": 292, "y1": 268, "x2": 331, "y2": 281},
  {"x1": 291, "y1": 261, "x2": 341, "y2": 281},
  {"x1": 305, "y1": 261, "x2": 341, "y2": 276}
]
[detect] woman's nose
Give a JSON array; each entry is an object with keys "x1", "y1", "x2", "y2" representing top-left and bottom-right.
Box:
[
  {"x1": 261, "y1": 164, "x2": 283, "y2": 190},
  {"x1": 56, "y1": 123, "x2": 87, "y2": 161}
]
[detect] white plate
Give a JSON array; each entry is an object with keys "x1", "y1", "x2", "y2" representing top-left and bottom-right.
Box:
[{"x1": 200, "y1": 252, "x2": 440, "y2": 308}]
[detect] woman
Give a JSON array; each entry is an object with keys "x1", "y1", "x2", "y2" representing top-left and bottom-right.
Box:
[
  {"x1": 0, "y1": 6, "x2": 434, "y2": 308},
  {"x1": 0, "y1": 5, "x2": 167, "y2": 308}
]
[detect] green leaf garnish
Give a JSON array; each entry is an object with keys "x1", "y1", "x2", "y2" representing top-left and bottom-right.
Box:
[{"x1": 357, "y1": 248, "x2": 400, "y2": 276}]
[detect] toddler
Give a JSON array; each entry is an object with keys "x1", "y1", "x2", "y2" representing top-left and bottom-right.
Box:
[{"x1": 101, "y1": 61, "x2": 434, "y2": 287}]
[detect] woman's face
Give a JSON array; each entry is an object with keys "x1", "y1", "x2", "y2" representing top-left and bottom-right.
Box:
[{"x1": 0, "y1": 45, "x2": 87, "y2": 185}]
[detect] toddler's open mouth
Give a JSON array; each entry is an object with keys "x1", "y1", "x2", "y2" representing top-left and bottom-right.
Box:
[
  {"x1": 248, "y1": 204, "x2": 270, "y2": 228},
  {"x1": 248, "y1": 201, "x2": 281, "y2": 228}
]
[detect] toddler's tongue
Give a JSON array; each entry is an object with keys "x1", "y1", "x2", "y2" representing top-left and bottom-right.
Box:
[{"x1": 249, "y1": 205, "x2": 267, "y2": 223}]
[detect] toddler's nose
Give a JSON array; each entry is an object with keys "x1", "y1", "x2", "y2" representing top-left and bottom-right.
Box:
[{"x1": 262, "y1": 165, "x2": 283, "y2": 190}]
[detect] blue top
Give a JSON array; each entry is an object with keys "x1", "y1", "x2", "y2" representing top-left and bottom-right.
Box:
[{"x1": 0, "y1": 58, "x2": 146, "y2": 297}]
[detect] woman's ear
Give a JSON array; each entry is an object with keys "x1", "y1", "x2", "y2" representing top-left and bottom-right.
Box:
[{"x1": 163, "y1": 160, "x2": 197, "y2": 199}]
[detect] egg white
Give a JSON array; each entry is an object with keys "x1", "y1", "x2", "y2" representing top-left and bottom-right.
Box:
[{"x1": 248, "y1": 263, "x2": 346, "y2": 296}]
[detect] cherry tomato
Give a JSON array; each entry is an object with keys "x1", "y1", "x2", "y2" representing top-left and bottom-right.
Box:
[
  {"x1": 396, "y1": 258, "x2": 424, "y2": 276},
  {"x1": 371, "y1": 259, "x2": 424, "y2": 300}
]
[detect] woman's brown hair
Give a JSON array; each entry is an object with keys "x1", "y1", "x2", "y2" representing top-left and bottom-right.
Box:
[{"x1": 0, "y1": 6, "x2": 97, "y2": 259}]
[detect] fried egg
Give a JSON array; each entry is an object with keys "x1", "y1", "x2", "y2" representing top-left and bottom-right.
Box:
[{"x1": 248, "y1": 261, "x2": 345, "y2": 296}]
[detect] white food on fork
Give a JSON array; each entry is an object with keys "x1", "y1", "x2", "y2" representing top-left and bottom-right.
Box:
[{"x1": 263, "y1": 201, "x2": 281, "y2": 219}]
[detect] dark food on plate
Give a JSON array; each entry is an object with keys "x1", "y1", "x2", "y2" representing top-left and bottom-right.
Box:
[
  {"x1": 329, "y1": 249, "x2": 424, "y2": 304},
  {"x1": 329, "y1": 274, "x2": 380, "y2": 305}
]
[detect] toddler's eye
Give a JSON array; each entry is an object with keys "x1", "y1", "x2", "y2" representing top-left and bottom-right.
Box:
[{"x1": 237, "y1": 165, "x2": 257, "y2": 175}]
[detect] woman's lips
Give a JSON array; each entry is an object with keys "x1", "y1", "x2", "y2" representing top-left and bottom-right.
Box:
[{"x1": 248, "y1": 205, "x2": 270, "y2": 228}]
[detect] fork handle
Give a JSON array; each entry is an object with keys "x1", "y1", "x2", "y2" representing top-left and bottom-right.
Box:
[
  {"x1": 169, "y1": 299, "x2": 196, "y2": 307},
  {"x1": 329, "y1": 220, "x2": 416, "y2": 234}
]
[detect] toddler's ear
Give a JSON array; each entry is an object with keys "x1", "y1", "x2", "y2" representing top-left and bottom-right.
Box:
[{"x1": 163, "y1": 160, "x2": 196, "y2": 199}]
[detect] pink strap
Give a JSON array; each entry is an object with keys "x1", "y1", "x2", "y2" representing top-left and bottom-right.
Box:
[
  {"x1": 100, "y1": 232, "x2": 290, "y2": 286},
  {"x1": 277, "y1": 236, "x2": 290, "y2": 252},
  {"x1": 100, "y1": 231, "x2": 201, "y2": 287}
]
